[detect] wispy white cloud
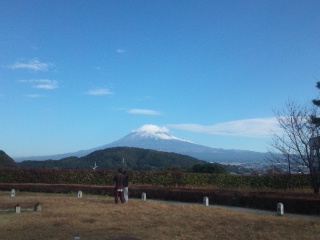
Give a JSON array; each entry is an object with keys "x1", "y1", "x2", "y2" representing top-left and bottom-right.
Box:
[
  {"x1": 19, "y1": 79, "x2": 58, "y2": 89},
  {"x1": 10, "y1": 59, "x2": 52, "y2": 71},
  {"x1": 167, "y1": 118, "x2": 281, "y2": 137},
  {"x1": 85, "y1": 88, "x2": 113, "y2": 95},
  {"x1": 24, "y1": 94, "x2": 45, "y2": 98},
  {"x1": 34, "y1": 80, "x2": 58, "y2": 89},
  {"x1": 133, "y1": 124, "x2": 169, "y2": 133},
  {"x1": 29, "y1": 45, "x2": 39, "y2": 50},
  {"x1": 128, "y1": 109, "x2": 161, "y2": 115},
  {"x1": 116, "y1": 49, "x2": 126, "y2": 53}
]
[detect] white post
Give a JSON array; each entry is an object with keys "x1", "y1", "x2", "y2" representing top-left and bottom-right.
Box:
[
  {"x1": 77, "y1": 190, "x2": 82, "y2": 198},
  {"x1": 74, "y1": 234, "x2": 80, "y2": 240},
  {"x1": 203, "y1": 196, "x2": 209, "y2": 206},
  {"x1": 277, "y1": 203, "x2": 284, "y2": 216},
  {"x1": 141, "y1": 192, "x2": 146, "y2": 201},
  {"x1": 10, "y1": 189, "x2": 15, "y2": 198},
  {"x1": 15, "y1": 204, "x2": 20, "y2": 213}
]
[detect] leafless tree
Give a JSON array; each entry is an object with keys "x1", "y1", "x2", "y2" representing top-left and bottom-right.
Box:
[{"x1": 268, "y1": 100, "x2": 320, "y2": 194}]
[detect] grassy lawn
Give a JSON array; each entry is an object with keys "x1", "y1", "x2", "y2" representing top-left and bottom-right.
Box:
[{"x1": 0, "y1": 191, "x2": 319, "y2": 240}]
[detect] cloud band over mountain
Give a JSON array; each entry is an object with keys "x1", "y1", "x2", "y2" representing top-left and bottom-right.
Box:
[{"x1": 167, "y1": 118, "x2": 281, "y2": 137}]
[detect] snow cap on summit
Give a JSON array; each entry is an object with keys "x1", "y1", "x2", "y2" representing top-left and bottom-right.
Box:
[
  {"x1": 131, "y1": 124, "x2": 192, "y2": 143},
  {"x1": 133, "y1": 124, "x2": 169, "y2": 133}
]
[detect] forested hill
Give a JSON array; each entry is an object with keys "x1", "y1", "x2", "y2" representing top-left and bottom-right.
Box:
[
  {"x1": 0, "y1": 150, "x2": 18, "y2": 168},
  {"x1": 17, "y1": 147, "x2": 206, "y2": 170}
]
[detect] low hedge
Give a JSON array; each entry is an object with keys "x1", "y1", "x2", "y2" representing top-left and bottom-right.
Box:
[{"x1": 0, "y1": 168, "x2": 313, "y2": 190}]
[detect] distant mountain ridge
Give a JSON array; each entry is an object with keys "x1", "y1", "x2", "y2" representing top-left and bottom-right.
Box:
[
  {"x1": 14, "y1": 124, "x2": 268, "y2": 163},
  {"x1": 104, "y1": 129, "x2": 267, "y2": 163},
  {"x1": 0, "y1": 150, "x2": 18, "y2": 168},
  {"x1": 18, "y1": 147, "x2": 206, "y2": 170}
]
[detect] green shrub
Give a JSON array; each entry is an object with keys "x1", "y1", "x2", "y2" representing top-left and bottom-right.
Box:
[{"x1": 0, "y1": 168, "x2": 312, "y2": 190}]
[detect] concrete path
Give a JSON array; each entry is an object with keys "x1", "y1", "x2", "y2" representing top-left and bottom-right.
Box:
[{"x1": 147, "y1": 199, "x2": 320, "y2": 221}]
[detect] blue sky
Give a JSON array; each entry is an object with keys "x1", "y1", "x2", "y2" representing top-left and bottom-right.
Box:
[{"x1": 1, "y1": 0, "x2": 320, "y2": 158}]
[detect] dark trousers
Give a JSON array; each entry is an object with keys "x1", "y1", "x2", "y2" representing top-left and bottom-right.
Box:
[{"x1": 114, "y1": 188, "x2": 125, "y2": 204}]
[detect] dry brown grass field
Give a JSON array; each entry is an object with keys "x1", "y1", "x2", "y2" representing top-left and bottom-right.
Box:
[{"x1": 0, "y1": 191, "x2": 319, "y2": 240}]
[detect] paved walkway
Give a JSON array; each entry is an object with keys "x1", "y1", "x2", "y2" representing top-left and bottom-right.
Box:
[{"x1": 147, "y1": 199, "x2": 320, "y2": 221}]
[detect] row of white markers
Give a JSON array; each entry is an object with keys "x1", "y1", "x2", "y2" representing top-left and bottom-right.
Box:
[{"x1": 9, "y1": 189, "x2": 285, "y2": 216}]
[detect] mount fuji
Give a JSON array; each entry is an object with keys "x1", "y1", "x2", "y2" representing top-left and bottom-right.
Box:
[{"x1": 14, "y1": 124, "x2": 268, "y2": 163}]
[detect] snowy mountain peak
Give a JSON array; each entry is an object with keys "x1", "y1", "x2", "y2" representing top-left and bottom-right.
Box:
[
  {"x1": 132, "y1": 124, "x2": 192, "y2": 143},
  {"x1": 133, "y1": 124, "x2": 169, "y2": 134},
  {"x1": 14, "y1": 124, "x2": 267, "y2": 163}
]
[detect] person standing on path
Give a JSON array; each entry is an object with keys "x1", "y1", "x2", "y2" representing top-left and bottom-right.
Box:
[
  {"x1": 113, "y1": 168, "x2": 125, "y2": 204},
  {"x1": 123, "y1": 171, "x2": 129, "y2": 203}
]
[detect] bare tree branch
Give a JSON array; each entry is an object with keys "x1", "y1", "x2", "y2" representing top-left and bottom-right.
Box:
[{"x1": 268, "y1": 99, "x2": 320, "y2": 193}]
